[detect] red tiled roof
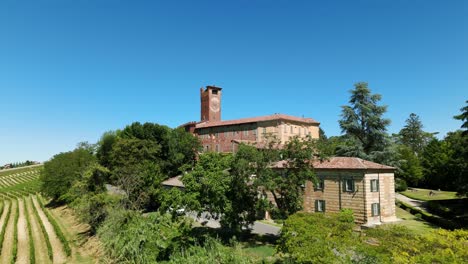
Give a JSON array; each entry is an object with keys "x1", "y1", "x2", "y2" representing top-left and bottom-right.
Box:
[
  {"x1": 195, "y1": 113, "x2": 319, "y2": 129},
  {"x1": 272, "y1": 157, "x2": 395, "y2": 170}
]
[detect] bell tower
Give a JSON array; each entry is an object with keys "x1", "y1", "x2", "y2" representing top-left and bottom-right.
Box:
[{"x1": 200, "y1": 86, "x2": 222, "y2": 122}]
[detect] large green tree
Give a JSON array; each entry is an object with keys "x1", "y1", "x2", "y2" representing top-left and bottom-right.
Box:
[
  {"x1": 338, "y1": 82, "x2": 391, "y2": 157},
  {"x1": 41, "y1": 144, "x2": 96, "y2": 201},
  {"x1": 398, "y1": 113, "x2": 434, "y2": 154}
]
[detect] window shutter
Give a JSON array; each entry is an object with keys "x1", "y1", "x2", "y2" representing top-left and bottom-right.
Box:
[
  {"x1": 322, "y1": 179, "x2": 325, "y2": 190},
  {"x1": 342, "y1": 180, "x2": 346, "y2": 192},
  {"x1": 351, "y1": 180, "x2": 355, "y2": 192},
  {"x1": 315, "y1": 200, "x2": 318, "y2": 212},
  {"x1": 323, "y1": 201, "x2": 326, "y2": 212}
]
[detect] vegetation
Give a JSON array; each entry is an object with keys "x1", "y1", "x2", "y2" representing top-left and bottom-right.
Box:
[
  {"x1": 279, "y1": 211, "x2": 468, "y2": 263},
  {"x1": 37, "y1": 196, "x2": 72, "y2": 256},
  {"x1": 29, "y1": 196, "x2": 53, "y2": 261},
  {"x1": 25, "y1": 199, "x2": 36, "y2": 264},
  {"x1": 11, "y1": 199, "x2": 19, "y2": 264},
  {"x1": 0, "y1": 201, "x2": 12, "y2": 252}
]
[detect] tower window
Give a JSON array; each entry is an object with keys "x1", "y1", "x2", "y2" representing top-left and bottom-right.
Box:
[{"x1": 212, "y1": 90, "x2": 218, "y2": 95}]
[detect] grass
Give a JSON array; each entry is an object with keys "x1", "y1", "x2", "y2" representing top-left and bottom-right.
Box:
[
  {"x1": 29, "y1": 196, "x2": 53, "y2": 261},
  {"x1": 0, "y1": 200, "x2": 12, "y2": 252},
  {"x1": 393, "y1": 207, "x2": 437, "y2": 234},
  {"x1": 0, "y1": 167, "x2": 37, "y2": 177},
  {"x1": 241, "y1": 244, "x2": 276, "y2": 259},
  {"x1": 11, "y1": 199, "x2": 19, "y2": 264},
  {"x1": 401, "y1": 188, "x2": 459, "y2": 201},
  {"x1": 25, "y1": 198, "x2": 36, "y2": 264},
  {"x1": 37, "y1": 195, "x2": 72, "y2": 256}
]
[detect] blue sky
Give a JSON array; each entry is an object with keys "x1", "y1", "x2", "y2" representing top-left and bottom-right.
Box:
[{"x1": 0, "y1": 0, "x2": 467, "y2": 164}]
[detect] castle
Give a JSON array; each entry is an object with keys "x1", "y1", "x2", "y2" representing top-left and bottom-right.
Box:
[{"x1": 172, "y1": 85, "x2": 397, "y2": 226}]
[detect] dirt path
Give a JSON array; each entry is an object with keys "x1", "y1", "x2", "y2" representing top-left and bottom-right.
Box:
[
  {"x1": 25, "y1": 197, "x2": 50, "y2": 264},
  {"x1": 396, "y1": 193, "x2": 427, "y2": 211},
  {"x1": 1, "y1": 199, "x2": 17, "y2": 263},
  {"x1": 16, "y1": 198, "x2": 29, "y2": 264},
  {"x1": 32, "y1": 196, "x2": 67, "y2": 264}
]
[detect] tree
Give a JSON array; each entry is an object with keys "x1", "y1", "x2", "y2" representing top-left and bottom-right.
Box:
[
  {"x1": 40, "y1": 147, "x2": 96, "y2": 201},
  {"x1": 454, "y1": 100, "x2": 468, "y2": 136},
  {"x1": 178, "y1": 152, "x2": 258, "y2": 231},
  {"x1": 399, "y1": 113, "x2": 434, "y2": 154},
  {"x1": 397, "y1": 145, "x2": 424, "y2": 186},
  {"x1": 339, "y1": 82, "x2": 391, "y2": 156}
]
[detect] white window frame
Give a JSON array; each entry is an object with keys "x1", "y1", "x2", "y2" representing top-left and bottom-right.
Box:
[
  {"x1": 370, "y1": 179, "x2": 379, "y2": 192},
  {"x1": 316, "y1": 200, "x2": 325, "y2": 212},
  {"x1": 371, "y1": 203, "x2": 380, "y2": 216}
]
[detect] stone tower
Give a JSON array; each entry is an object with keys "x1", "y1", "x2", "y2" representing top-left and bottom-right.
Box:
[{"x1": 200, "y1": 86, "x2": 222, "y2": 122}]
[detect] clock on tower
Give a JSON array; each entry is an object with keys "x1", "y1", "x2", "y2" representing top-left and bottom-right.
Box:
[{"x1": 200, "y1": 86, "x2": 222, "y2": 122}]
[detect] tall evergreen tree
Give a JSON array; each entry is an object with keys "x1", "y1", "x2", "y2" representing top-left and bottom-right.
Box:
[
  {"x1": 399, "y1": 113, "x2": 425, "y2": 153},
  {"x1": 454, "y1": 100, "x2": 468, "y2": 136},
  {"x1": 338, "y1": 82, "x2": 390, "y2": 156}
]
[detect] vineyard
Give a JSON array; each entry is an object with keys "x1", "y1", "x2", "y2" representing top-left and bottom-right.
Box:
[{"x1": 0, "y1": 165, "x2": 92, "y2": 264}]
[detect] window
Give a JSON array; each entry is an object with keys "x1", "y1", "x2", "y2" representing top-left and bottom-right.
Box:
[
  {"x1": 315, "y1": 200, "x2": 326, "y2": 212},
  {"x1": 344, "y1": 179, "x2": 355, "y2": 192},
  {"x1": 263, "y1": 127, "x2": 267, "y2": 134},
  {"x1": 212, "y1": 90, "x2": 218, "y2": 95},
  {"x1": 243, "y1": 130, "x2": 249, "y2": 136},
  {"x1": 214, "y1": 132, "x2": 219, "y2": 138},
  {"x1": 215, "y1": 144, "x2": 220, "y2": 152},
  {"x1": 205, "y1": 145, "x2": 209, "y2": 152},
  {"x1": 315, "y1": 179, "x2": 325, "y2": 190},
  {"x1": 370, "y1": 179, "x2": 379, "y2": 192},
  {"x1": 371, "y1": 203, "x2": 380, "y2": 216},
  {"x1": 284, "y1": 125, "x2": 288, "y2": 133},
  {"x1": 291, "y1": 126, "x2": 293, "y2": 133}
]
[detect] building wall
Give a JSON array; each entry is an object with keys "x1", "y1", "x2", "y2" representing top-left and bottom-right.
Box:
[
  {"x1": 364, "y1": 172, "x2": 397, "y2": 224},
  {"x1": 303, "y1": 170, "x2": 396, "y2": 225},
  {"x1": 197, "y1": 120, "x2": 320, "y2": 153}
]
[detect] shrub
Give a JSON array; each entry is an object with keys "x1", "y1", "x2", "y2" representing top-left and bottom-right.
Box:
[
  {"x1": 98, "y1": 209, "x2": 194, "y2": 263},
  {"x1": 277, "y1": 212, "x2": 355, "y2": 263},
  {"x1": 168, "y1": 237, "x2": 254, "y2": 264}
]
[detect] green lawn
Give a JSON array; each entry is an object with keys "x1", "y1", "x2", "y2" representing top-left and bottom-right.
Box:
[
  {"x1": 241, "y1": 244, "x2": 276, "y2": 259},
  {"x1": 392, "y1": 207, "x2": 437, "y2": 234},
  {"x1": 400, "y1": 188, "x2": 459, "y2": 201}
]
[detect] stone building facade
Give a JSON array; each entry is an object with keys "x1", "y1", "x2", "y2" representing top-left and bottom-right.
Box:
[
  {"x1": 274, "y1": 157, "x2": 397, "y2": 225},
  {"x1": 182, "y1": 86, "x2": 320, "y2": 152}
]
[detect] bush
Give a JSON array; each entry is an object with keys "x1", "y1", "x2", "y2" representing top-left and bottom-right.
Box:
[
  {"x1": 168, "y1": 237, "x2": 254, "y2": 264},
  {"x1": 277, "y1": 212, "x2": 356, "y2": 263},
  {"x1": 98, "y1": 209, "x2": 194, "y2": 263}
]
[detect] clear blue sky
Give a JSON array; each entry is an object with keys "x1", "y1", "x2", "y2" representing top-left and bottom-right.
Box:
[{"x1": 0, "y1": 0, "x2": 467, "y2": 164}]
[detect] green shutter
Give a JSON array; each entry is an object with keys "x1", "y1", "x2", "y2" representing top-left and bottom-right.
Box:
[
  {"x1": 323, "y1": 200, "x2": 326, "y2": 212},
  {"x1": 351, "y1": 180, "x2": 355, "y2": 192},
  {"x1": 315, "y1": 200, "x2": 318, "y2": 212}
]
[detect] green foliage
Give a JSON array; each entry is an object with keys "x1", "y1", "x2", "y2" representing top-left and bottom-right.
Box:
[
  {"x1": 25, "y1": 199, "x2": 36, "y2": 264},
  {"x1": 397, "y1": 145, "x2": 423, "y2": 186},
  {"x1": 454, "y1": 100, "x2": 468, "y2": 136},
  {"x1": 98, "y1": 209, "x2": 193, "y2": 263},
  {"x1": 421, "y1": 131, "x2": 467, "y2": 194},
  {"x1": 96, "y1": 130, "x2": 119, "y2": 168},
  {"x1": 12, "y1": 199, "x2": 19, "y2": 264},
  {"x1": 71, "y1": 192, "x2": 121, "y2": 234},
  {"x1": 395, "y1": 178, "x2": 408, "y2": 192},
  {"x1": 37, "y1": 196, "x2": 72, "y2": 256},
  {"x1": 277, "y1": 211, "x2": 356, "y2": 263},
  {"x1": 398, "y1": 113, "x2": 434, "y2": 154},
  {"x1": 339, "y1": 82, "x2": 390, "y2": 155},
  {"x1": 167, "y1": 237, "x2": 255, "y2": 264},
  {"x1": 40, "y1": 147, "x2": 96, "y2": 201}
]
